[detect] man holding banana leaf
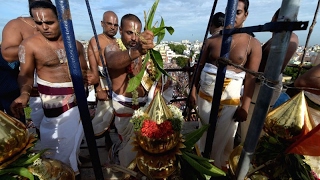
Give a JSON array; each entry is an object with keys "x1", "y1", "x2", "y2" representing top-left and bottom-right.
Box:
[{"x1": 104, "y1": 14, "x2": 155, "y2": 167}]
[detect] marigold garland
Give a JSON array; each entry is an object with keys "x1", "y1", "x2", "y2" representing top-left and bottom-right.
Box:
[{"x1": 141, "y1": 120, "x2": 174, "y2": 139}]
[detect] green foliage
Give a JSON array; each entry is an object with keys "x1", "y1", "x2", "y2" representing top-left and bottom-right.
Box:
[
  {"x1": 24, "y1": 105, "x2": 31, "y2": 120},
  {"x1": 195, "y1": 53, "x2": 200, "y2": 61},
  {"x1": 168, "y1": 117, "x2": 182, "y2": 132},
  {"x1": 179, "y1": 124, "x2": 226, "y2": 179},
  {"x1": 126, "y1": 0, "x2": 174, "y2": 93},
  {"x1": 252, "y1": 135, "x2": 315, "y2": 180},
  {"x1": 175, "y1": 56, "x2": 189, "y2": 68},
  {"x1": 130, "y1": 116, "x2": 146, "y2": 131},
  {"x1": 0, "y1": 149, "x2": 47, "y2": 180},
  {"x1": 168, "y1": 43, "x2": 186, "y2": 55},
  {"x1": 183, "y1": 124, "x2": 209, "y2": 150},
  {"x1": 283, "y1": 66, "x2": 309, "y2": 81},
  {"x1": 168, "y1": 43, "x2": 175, "y2": 51}
]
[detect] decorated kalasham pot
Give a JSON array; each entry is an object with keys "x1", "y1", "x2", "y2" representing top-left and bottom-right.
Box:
[{"x1": 0, "y1": 111, "x2": 75, "y2": 180}]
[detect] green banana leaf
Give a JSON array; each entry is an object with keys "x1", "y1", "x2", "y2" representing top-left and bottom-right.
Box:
[
  {"x1": 146, "y1": 0, "x2": 160, "y2": 30},
  {"x1": 126, "y1": 52, "x2": 149, "y2": 92},
  {"x1": 0, "y1": 167, "x2": 34, "y2": 180},
  {"x1": 150, "y1": 49, "x2": 171, "y2": 79},
  {"x1": 152, "y1": 25, "x2": 174, "y2": 37},
  {"x1": 9, "y1": 149, "x2": 47, "y2": 167},
  {"x1": 184, "y1": 124, "x2": 210, "y2": 150}
]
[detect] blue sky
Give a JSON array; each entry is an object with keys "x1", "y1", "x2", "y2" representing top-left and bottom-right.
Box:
[{"x1": 0, "y1": 0, "x2": 319, "y2": 46}]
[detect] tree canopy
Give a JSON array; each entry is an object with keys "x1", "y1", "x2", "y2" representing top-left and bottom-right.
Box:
[{"x1": 168, "y1": 43, "x2": 187, "y2": 55}]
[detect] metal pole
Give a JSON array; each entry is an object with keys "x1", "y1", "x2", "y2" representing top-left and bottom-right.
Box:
[
  {"x1": 54, "y1": 1, "x2": 104, "y2": 179},
  {"x1": 235, "y1": 1, "x2": 301, "y2": 179},
  {"x1": 203, "y1": 0, "x2": 237, "y2": 158},
  {"x1": 84, "y1": 0, "x2": 113, "y2": 96},
  {"x1": 184, "y1": 0, "x2": 219, "y2": 117},
  {"x1": 295, "y1": 0, "x2": 320, "y2": 79}
]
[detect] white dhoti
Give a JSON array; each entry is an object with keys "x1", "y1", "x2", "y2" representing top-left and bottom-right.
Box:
[
  {"x1": 29, "y1": 96, "x2": 44, "y2": 129},
  {"x1": 241, "y1": 74, "x2": 283, "y2": 142},
  {"x1": 91, "y1": 67, "x2": 115, "y2": 136},
  {"x1": 111, "y1": 92, "x2": 147, "y2": 167},
  {"x1": 197, "y1": 63, "x2": 245, "y2": 168},
  {"x1": 37, "y1": 77, "x2": 84, "y2": 174},
  {"x1": 91, "y1": 100, "x2": 114, "y2": 136},
  {"x1": 30, "y1": 74, "x2": 44, "y2": 129}
]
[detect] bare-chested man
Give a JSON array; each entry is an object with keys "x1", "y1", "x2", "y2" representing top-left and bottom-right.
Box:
[
  {"x1": 104, "y1": 14, "x2": 154, "y2": 167},
  {"x1": 190, "y1": 0, "x2": 262, "y2": 170},
  {"x1": 0, "y1": 0, "x2": 47, "y2": 124},
  {"x1": 10, "y1": 1, "x2": 87, "y2": 175},
  {"x1": 1, "y1": 0, "x2": 53, "y2": 127},
  {"x1": 87, "y1": 11, "x2": 118, "y2": 138}
]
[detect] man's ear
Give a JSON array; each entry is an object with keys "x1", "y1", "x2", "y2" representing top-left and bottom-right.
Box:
[
  {"x1": 119, "y1": 26, "x2": 123, "y2": 34},
  {"x1": 244, "y1": 11, "x2": 249, "y2": 21}
]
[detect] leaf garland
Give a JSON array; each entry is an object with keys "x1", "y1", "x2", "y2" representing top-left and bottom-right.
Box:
[
  {"x1": 0, "y1": 149, "x2": 48, "y2": 180},
  {"x1": 125, "y1": 0, "x2": 174, "y2": 92}
]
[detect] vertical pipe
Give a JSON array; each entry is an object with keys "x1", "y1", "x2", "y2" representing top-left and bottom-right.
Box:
[
  {"x1": 54, "y1": 1, "x2": 104, "y2": 179},
  {"x1": 295, "y1": 0, "x2": 320, "y2": 79},
  {"x1": 235, "y1": 1, "x2": 301, "y2": 179},
  {"x1": 203, "y1": 0, "x2": 237, "y2": 158},
  {"x1": 84, "y1": 0, "x2": 113, "y2": 95},
  {"x1": 184, "y1": 0, "x2": 219, "y2": 118}
]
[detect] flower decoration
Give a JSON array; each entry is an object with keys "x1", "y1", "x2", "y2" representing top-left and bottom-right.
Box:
[
  {"x1": 0, "y1": 111, "x2": 74, "y2": 180},
  {"x1": 130, "y1": 92, "x2": 226, "y2": 179},
  {"x1": 243, "y1": 92, "x2": 319, "y2": 180},
  {"x1": 130, "y1": 92, "x2": 184, "y2": 138}
]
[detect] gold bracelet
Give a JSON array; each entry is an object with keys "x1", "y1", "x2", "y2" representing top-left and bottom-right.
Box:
[
  {"x1": 21, "y1": 92, "x2": 30, "y2": 96},
  {"x1": 128, "y1": 47, "x2": 133, "y2": 61}
]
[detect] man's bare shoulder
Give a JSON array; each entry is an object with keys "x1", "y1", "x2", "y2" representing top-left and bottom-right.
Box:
[
  {"x1": 251, "y1": 36, "x2": 261, "y2": 47},
  {"x1": 205, "y1": 36, "x2": 221, "y2": 47},
  {"x1": 88, "y1": 35, "x2": 99, "y2": 44},
  {"x1": 238, "y1": 33, "x2": 261, "y2": 49},
  {"x1": 3, "y1": 17, "x2": 32, "y2": 29},
  {"x1": 20, "y1": 34, "x2": 42, "y2": 47},
  {"x1": 90, "y1": 34, "x2": 107, "y2": 41}
]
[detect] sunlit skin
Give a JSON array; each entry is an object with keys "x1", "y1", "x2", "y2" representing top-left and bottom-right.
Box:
[
  {"x1": 10, "y1": 7, "x2": 88, "y2": 118},
  {"x1": 120, "y1": 21, "x2": 141, "y2": 48},
  {"x1": 190, "y1": 0, "x2": 262, "y2": 122},
  {"x1": 32, "y1": 9, "x2": 61, "y2": 40},
  {"x1": 105, "y1": 17, "x2": 154, "y2": 98},
  {"x1": 234, "y1": 1, "x2": 248, "y2": 28},
  {"x1": 101, "y1": 11, "x2": 118, "y2": 38},
  {"x1": 87, "y1": 11, "x2": 118, "y2": 100},
  {"x1": 1, "y1": 15, "x2": 38, "y2": 62}
]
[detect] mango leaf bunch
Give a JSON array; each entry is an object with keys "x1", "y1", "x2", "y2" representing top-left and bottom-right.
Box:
[
  {"x1": 179, "y1": 124, "x2": 226, "y2": 179},
  {"x1": 126, "y1": 0, "x2": 174, "y2": 93},
  {"x1": 0, "y1": 149, "x2": 47, "y2": 180}
]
